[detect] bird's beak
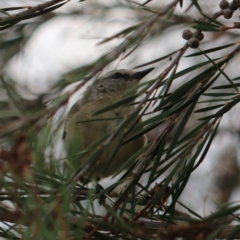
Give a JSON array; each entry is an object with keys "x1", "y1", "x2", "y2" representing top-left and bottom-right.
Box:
[{"x1": 133, "y1": 67, "x2": 154, "y2": 80}]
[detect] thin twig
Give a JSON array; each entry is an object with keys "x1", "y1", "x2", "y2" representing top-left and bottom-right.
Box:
[{"x1": 0, "y1": 0, "x2": 68, "y2": 24}]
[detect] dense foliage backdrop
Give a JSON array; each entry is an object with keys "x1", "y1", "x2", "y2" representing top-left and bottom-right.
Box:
[{"x1": 0, "y1": 0, "x2": 240, "y2": 239}]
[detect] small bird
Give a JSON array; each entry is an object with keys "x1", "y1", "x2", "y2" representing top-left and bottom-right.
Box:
[{"x1": 64, "y1": 68, "x2": 153, "y2": 180}]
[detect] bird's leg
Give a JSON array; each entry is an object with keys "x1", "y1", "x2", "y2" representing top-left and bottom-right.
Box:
[{"x1": 95, "y1": 177, "x2": 106, "y2": 205}]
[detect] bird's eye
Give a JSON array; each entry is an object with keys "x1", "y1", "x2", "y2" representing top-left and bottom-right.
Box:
[
  {"x1": 112, "y1": 72, "x2": 123, "y2": 79},
  {"x1": 97, "y1": 84, "x2": 106, "y2": 92}
]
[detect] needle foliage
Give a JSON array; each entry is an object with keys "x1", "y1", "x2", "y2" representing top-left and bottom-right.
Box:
[{"x1": 0, "y1": 0, "x2": 240, "y2": 239}]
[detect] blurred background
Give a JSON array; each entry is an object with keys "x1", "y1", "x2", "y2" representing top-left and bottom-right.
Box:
[{"x1": 1, "y1": 0, "x2": 240, "y2": 218}]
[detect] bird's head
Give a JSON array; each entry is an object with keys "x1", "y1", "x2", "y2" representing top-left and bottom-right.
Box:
[{"x1": 85, "y1": 68, "x2": 154, "y2": 102}]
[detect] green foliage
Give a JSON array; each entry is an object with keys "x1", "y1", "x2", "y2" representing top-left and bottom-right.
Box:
[{"x1": 0, "y1": 0, "x2": 240, "y2": 239}]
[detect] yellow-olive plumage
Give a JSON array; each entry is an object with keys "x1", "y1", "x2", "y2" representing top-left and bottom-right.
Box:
[{"x1": 64, "y1": 68, "x2": 153, "y2": 179}]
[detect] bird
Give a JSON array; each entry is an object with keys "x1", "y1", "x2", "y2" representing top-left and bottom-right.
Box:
[{"x1": 63, "y1": 68, "x2": 154, "y2": 180}]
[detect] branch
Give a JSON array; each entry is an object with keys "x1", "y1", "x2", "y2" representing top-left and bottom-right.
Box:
[{"x1": 0, "y1": 0, "x2": 69, "y2": 28}]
